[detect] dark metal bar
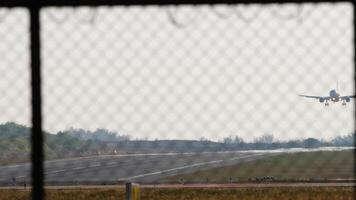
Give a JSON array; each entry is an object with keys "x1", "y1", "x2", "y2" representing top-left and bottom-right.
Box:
[
  {"x1": 0, "y1": 0, "x2": 353, "y2": 8},
  {"x1": 30, "y1": 1, "x2": 44, "y2": 200},
  {"x1": 0, "y1": 1, "x2": 28, "y2": 8},
  {"x1": 126, "y1": 182, "x2": 132, "y2": 200}
]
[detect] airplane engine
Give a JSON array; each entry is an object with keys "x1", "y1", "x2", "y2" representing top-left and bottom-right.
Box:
[
  {"x1": 345, "y1": 97, "x2": 351, "y2": 102},
  {"x1": 319, "y1": 98, "x2": 325, "y2": 103}
]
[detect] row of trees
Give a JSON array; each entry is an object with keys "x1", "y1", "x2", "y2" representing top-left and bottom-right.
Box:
[
  {"x1": 0, "y1": 122, "x2": 132, "y2": 163},
  {"x1": 0, "y1": 122, "x2": 354, "y2": 164},
  {"x1": 220, "y1": 132, "x2": 355, "y2": 149},
  {"x1": 59, "y1": 128, "x2": 131, "y2": 142}
]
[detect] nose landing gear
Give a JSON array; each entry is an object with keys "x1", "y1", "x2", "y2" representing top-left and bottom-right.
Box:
[
  {"x1": 325, "y1": 102, "x2": 329, "y2": 106},
  {"x1": 342, "y1": 101, "x2": 347, "y2": 106}
]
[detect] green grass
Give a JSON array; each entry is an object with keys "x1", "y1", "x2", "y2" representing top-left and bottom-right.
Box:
[
  {"x1": 0, "y1": 187, "x2": 354, "y2": 200},
  {"x1": 166, "y1": 150, "x2": 355, "y2": 182}
]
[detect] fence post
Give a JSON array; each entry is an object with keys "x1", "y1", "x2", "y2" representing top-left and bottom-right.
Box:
[
  {"x1": 125, "y1": 182, "x2": 131, "y2": 200},
  {"x1": 126, "y1": 182, "x2": 141, "y2": 200},
  {"x1": 30, "y1": 2, "x2": 44, "y2": 200}
]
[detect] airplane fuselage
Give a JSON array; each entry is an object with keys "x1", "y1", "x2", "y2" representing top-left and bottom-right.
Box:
[{"x1": 329, "y1": 89, "x2": 340, "y2": 102}]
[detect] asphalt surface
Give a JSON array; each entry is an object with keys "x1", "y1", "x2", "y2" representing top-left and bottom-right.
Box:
[{"x1": 0, "y1": 151, "x2": 276, "y2": 185}]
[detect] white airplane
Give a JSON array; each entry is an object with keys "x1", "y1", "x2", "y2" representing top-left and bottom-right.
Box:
[{"x1": 299, "y1": 88, "x2": 355, "y2": 106}]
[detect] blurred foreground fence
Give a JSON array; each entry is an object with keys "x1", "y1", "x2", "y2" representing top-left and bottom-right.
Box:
[{"x1": 0, "y1": 1, "x2": 355, "y2": 200}]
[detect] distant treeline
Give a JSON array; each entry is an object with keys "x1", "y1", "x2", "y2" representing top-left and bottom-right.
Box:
[
  {"x1": 0, "y1": 122, "x2": 354, "y2": 163},
  {"x1": 219, "y1": 133, "x2": 355, "y2": 150}
]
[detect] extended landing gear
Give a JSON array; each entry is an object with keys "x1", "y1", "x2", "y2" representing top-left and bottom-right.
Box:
[
  {"x1": 342, "y1": 101, "x2": 347, "y2": 106},
  {"x1": 325, "y1": 102, "x2": 329, "y2": 106}
]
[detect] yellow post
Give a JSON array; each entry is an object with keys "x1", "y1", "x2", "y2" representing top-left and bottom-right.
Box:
[
  {"x1": 126, "y1": 182, "x2": 141, "y2": 200},
  {"x1": 132, "y1": 183, "x2": 141, "y2": 200}
]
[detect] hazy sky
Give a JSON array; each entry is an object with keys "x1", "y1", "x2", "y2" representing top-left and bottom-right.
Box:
[{"x1": 0, "y1": 3, "x2": 354, "y2": 141}]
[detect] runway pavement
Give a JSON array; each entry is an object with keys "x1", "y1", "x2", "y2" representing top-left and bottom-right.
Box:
[{"x1": 0, "y1": 151, "x2": 277, "y2": 185}]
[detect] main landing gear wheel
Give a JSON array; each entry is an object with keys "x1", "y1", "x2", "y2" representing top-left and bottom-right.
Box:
[
  {"x1": 325, "y1": 102, "x2": 329, "y2": 106},
  {"x1": 342, "y1": 102, "x2": 346, "y2": 106}
]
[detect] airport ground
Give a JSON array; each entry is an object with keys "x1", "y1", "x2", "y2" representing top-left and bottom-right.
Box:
[
  {"x1": 165, "y1": 150, "x2": 354, "y2": 183},
  {"x1": 0, "y1": 151, "x2": 282, "y2": 184},
  {"x1": 0, "y1": 150, "x2": 354, "y2": 199},
  {"x1": 0, "y1": 149, "x2": 353, "y2": 185}
]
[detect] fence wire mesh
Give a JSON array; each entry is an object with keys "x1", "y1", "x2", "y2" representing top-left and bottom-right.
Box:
[
  {"x1": 0, "y1": 2, "x2": 355, "y2": 196},
  {"x1": 0, "y1": 8, "x2": 30, "y2": 187}
]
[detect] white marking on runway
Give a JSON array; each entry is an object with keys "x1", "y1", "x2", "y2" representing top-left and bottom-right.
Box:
[{"x1": 117, "y1": 153, "x2": 265, "y2": 181}]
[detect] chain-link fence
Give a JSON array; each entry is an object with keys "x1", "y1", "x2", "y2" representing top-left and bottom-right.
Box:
[
  {"x1": 0, "y1": 7, "x2": 31, "y2": 185},
  {"x1": 0, "y1": 1, "x2": 355, "y2": 200}
]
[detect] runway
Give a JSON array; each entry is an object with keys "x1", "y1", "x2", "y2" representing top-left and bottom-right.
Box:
[
  {"x1": 0, "y1": 151, "x2": 276, "y2": 185},
  {"x1": 1, "y1": 147, "x2": 352, "y2": 185}
]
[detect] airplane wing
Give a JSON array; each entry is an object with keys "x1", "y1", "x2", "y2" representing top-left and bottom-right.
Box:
[
  {"x1": 298, "y1": 95, "x2": 329, "y2": 100},
  {"x1": 340, "y1": 95, "x2": 356, "y2": 99}
]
